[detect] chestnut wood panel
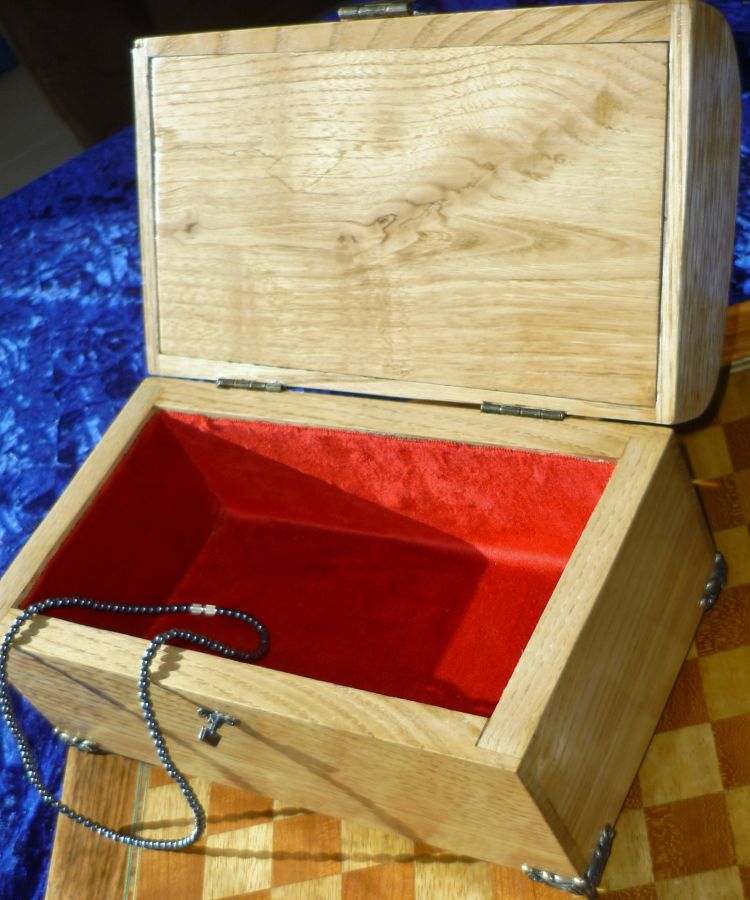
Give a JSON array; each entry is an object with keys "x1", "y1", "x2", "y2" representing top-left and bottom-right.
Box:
[
  {"x1": 657, "y1": 0, "x2": 740, "y2": 423},
  {"x1": 147, "y1": 40, "x2": 667, "y2": 411},
  {"x1": 134, "y1": 2, "x2": 739, "y2": 425},
  {"x1": 42, "y1": 368, "x2": 750, "y2": 898},
  {"x1": 45, "y1": 753, "x2": 140, "y2": 900},
  {"x1": 481, "y1": 433, "x2": 715, "y2": 866},
  {"x1": 4, "y1": 614, "x2": 574, "y2": 873},
  {"x1": 0, "y1": 376, "x2": 664, "y2": 879}
]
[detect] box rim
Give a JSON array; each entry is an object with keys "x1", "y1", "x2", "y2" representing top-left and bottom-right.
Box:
[{"x1": 0, "y1": 377, "x2": 654, "y2": 755}]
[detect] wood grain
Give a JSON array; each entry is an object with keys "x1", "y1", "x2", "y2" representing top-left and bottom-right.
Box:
[
  {"x1": 657, "y1": 0, "x2": 741, "y2": 423},
  {"x1": 723, "y1": 302, "x2": 750, "y2": 367},
  {"x1": 3, "y1": 612, "x2": 577, "y2": 872},
  {"x1": 133, "y1": 0, "x2": 738, "y2": 425},
  {"x1": 4, "y1": 1, "x2": 740, "y2": 874},
  {"x1": 148, "y1": 41, "x2": 667, "y2": 413},
  {"x1": 132, "y1": 43, "x2": 160, "y2": 377},
  {"x1": 0, "y1": 376, "x2": 700, "y2": 876},
  {"x1": 45, "y1": 751, "x2": 141, "y2": 900},
  {"x1": 138, "y1": 2, "x2": 671, "y2": 57},
  {"x1": 39, "y1": 370, "x2": 750, "y2": 896},
  {"x1": 483, "y1": 436, "x2": 715, "y2": 868}
]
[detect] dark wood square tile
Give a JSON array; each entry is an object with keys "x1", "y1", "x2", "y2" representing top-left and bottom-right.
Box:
[
  {"x1": 343, "y1": 862, "x2": 415, "y2": 899},
  {"x1": 724, "y1": 419, "x2": 750, "y2": 471},
  {"x1": 623, "y1": 775, "x2": 643, "y2": 811},
  {"x1": 603, "y1": 887, "x2": 658, "y2": 900},
  {"x1": 645, "y1": 794, "x2": 736, "y2": 880},
  {"x1": 696, "y1": 584, "x2": 750, "y2": 656},
  {"x1": 698, "y1": 475, "x2": 746, "y2": 531},
  {"x1": 714, "y1": 715, "x2": 750, "y2": 790},
  {"x1": 655, "y1": 658, "x2": 709, "y2": 732}
]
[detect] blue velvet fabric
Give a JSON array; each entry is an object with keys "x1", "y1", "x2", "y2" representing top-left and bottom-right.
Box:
[
  {"x1": 0, "y1": 3, "x2": 747, "y2": 897},
  {"x1": 0, "y1": 131, "x2": 144, "y2": 900}
]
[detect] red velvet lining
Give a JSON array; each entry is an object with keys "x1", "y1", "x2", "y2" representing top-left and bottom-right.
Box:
[{"x1": 26, "y1": 410, "x2": 614, "y2": 717}]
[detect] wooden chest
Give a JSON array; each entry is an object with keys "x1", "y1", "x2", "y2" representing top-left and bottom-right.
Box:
[{"x1": 0, "y1": 0, "x2": 741, "y2": 891}]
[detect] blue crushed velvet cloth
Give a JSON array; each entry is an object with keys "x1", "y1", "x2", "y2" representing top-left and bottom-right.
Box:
[
  {"x1": 0, "y1": 131, "x2": 144, "y2": 900},
  {"x1": 0, "y1": 2, "x2": 748, "y2": 897}
]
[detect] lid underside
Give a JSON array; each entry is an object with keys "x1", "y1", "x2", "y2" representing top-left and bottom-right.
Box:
[{"x1": 143, "y1": 15, "x2": 674, "y2": 418}]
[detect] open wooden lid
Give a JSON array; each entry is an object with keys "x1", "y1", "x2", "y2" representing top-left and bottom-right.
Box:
[{"x1": 133, "y1": 0, "x2": 739, "y2": 424}]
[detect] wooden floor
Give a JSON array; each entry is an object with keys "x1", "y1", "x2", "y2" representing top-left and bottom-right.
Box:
[{"x1": 45, "y1": 337, "x2": 750, "y2": 900}]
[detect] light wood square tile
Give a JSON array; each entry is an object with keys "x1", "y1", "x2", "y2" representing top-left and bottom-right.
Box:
[
  {"x1": 654, "y1": 866, "x2": 744, "y2": 899},
  {"x1": 700, "y1": 645, "x2": 750, "y2": 721},
  {"x1": 204, "y1": 822, "x2": 275, "y2": 898},
  {"x1": 133, "y1": 777, "x2": 213, "y2": 898},
  {"x1": 639, "y1": 724, "x2": 722, "y2": 807},
  {"x1": 137, "y1": 777, "x2": 213, "y2": 838},
  {"x1": 681, "y1": 426, "x2": 734, "y2": 480},
  {"x1": 414, "y1": 858, "x2": 494, "y2": 899},
  {"x1": 726, "y1": 786, "x2": 750, "y2": 867},
  {"x1": 600, "y1": 810, "x2": 653, "y2": 891},
  {"x1": 718, "y1": 370, "x2": 750, "y2": 423},
  {"x1": 340, "y1": 819, "x2": 414, "y2": 872},
  {"x1": 714, "y1": 526, "x2": 750, "y2": 587}
]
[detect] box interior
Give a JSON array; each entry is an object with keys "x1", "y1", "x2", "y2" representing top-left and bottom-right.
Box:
[{"x1": 25, "y1": 410, "x2": 614, "y2": 717}]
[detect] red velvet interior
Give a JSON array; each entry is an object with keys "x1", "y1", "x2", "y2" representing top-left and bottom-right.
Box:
[{"x1": 26, "y1": 411, "x2": 614, "y2": 717}]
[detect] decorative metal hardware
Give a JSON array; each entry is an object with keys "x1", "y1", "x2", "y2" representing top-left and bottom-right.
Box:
[
  {"x1": 197, "y1": 707, "x2": 239, "y2": 747},
  {"x1": 522, "y1": 824, "x2": 615, "y2": 898},
  {"x1": 480, "y1": 401, "x2": 567, "y2": 421},
  {"x1": 216, "y1": 378, "x2": 287, "y2": 392},
  {"x1": 53, "y1": 727, "x2": 105, "y2": 755},
  {"x1": 189, "y1": 603, "x2": 218, "y2": 616},
  {"x1": 700, "y1": 551, "x2": 728, "y2": 610},
  {"x1": 339, "y1": 2, "x2": 417, "y2": 19}
]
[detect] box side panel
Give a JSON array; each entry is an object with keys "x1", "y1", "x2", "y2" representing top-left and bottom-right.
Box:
[
  {"x1": 3, "y1": 618, "x2": 571, "y2": 872},
  {"x1": 0, "y1": 380, "x2": 160, "y2": 614},
  {"x1": 515, "y1": 437, "x2": 714, "y2": 868},
  {"x1": 658, "y1": 0, "x2": 741, "y2": 423},
  {"x1": 132, "y1": 44, "x2": 160, "y2": 376}
]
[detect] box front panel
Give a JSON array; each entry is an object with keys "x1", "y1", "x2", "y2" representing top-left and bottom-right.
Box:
[{"x1": 4, "y1": 615, "x2": 574, "y2": 872}]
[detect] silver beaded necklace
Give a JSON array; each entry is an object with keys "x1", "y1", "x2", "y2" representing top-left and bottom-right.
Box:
[{"x1": 0, "y1": 597, "x2": 268, "y2": 850}]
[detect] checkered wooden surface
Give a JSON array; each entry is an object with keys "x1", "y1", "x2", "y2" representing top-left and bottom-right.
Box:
[{"x1": 45, "y1": 368, "x2": 750, "y2": 900}]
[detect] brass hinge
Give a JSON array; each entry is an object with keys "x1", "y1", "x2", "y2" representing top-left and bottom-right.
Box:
[
  {"x1": 216, "y1": 378, "x2": 287, "y2": 393},
  {"x1": 480, "y1": 402, "x2": 566, "y2": 421},
  {"x1": 338, "y1": 2, "x2": 417, "y2": 19}
]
